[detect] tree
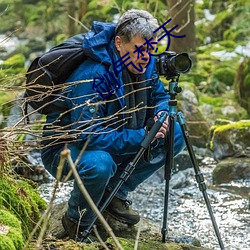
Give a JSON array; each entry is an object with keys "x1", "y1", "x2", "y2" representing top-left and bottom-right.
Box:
[{"x1": 167, "y1": 0, "x2": 196, "y2": 60}]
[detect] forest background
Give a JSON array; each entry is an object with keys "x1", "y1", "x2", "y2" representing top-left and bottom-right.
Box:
[{"x1": 0, "y1": 0, "x2": 250, "y2": 126}]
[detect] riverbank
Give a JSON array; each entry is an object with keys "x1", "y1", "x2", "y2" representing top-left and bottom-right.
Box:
[{"x1": 38, "y1": 155, "x2": 250, "y2": 250}]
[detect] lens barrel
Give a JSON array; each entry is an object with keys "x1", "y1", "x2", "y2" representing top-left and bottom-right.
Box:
[{"x1": 156, "y1": 52, "x2": 192, "y2": 79}]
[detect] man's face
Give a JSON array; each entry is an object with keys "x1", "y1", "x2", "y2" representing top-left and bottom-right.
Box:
[{"x1": 115, "y1": 34, "x2": 157, "y2": 74}]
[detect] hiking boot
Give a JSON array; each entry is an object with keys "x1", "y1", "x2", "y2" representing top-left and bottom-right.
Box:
[
  {"x1": 105, "y1": 196, "x2": 140, "y2": 225},
  {"x1": 61, "y1": 213, "x2": 97, "y2": 243}
]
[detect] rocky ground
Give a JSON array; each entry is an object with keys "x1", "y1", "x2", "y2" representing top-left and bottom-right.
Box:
[{"x1": 33, "y1": 201, "x2": 211, "y2": 250}]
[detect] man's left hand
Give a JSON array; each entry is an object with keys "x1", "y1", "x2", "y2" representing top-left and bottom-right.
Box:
[{"x1": 154, "y1": 111, "x2": 169, "y2": 139}]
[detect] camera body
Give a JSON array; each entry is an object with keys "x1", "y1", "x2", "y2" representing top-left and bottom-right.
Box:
[{"x1": 156, "y1": 51, "x2": 192, "y2": 79}]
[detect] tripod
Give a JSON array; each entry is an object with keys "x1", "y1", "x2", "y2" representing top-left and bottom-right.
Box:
[
  {"x1": 162, "y1": 77, "x2": 225, "y2": 249},
  {"x1": 82, "y1": 77, "x2": 225, "y2": 250},
  {"x1": 81, "y1": 111, "x2": 168, "y2": 241}
]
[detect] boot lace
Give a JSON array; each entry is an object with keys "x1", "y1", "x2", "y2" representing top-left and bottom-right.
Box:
[{"x1": 123, "y1": 200, "x2": 132, "y2": 209}]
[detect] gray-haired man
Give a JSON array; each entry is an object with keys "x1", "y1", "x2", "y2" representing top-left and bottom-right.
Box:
[{"x1": 41, "y1": 9, "x2": 185, "y2": 241}]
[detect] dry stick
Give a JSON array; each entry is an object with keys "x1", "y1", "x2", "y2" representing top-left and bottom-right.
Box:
[
  {"x1": 93, "y1": 225, "x2": 110, "y2": 250},
  {"x1": 22, "y1": 154, "x2": 65, "y2": 249},
  {"x1": 134, "y1": 220, "x2": 142, "y2": 250},
  {"x1": 62, "y1": 148, "x2": 124, "y2": 250}
]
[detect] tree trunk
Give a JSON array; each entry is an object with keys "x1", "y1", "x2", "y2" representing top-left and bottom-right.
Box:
[
  {"x1": 78, "y1": 0, "x2": 88, "y2": 20},
  {"x1": 67, "y1": 0, "x2": 76, "y2": 36},
  {"x1": 167, "y1": 0, "x2": 196, "y2": 61}
]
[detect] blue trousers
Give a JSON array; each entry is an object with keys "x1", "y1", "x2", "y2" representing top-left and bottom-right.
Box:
[{"x1": 41, "y1": 123, "x2": 185, "y2": 226}]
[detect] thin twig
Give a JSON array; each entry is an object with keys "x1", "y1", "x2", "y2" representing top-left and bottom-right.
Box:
[
  {"x1": 93, "y1": 225, "x2": 110, "y2": 250},
  {"x1": 62, "y1": 148, "x2": 124, "y2": 250},
  {"x1": 134, "y1": 220, "x2": 142, "y2": 250},
  {"x1": 68, "y1": 14, "x2": 90, "y2": 31}
]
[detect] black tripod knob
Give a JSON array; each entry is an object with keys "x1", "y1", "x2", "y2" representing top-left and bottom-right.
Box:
[{"x1": 174, "y1": 86, "x2": 182, "y2": 93}]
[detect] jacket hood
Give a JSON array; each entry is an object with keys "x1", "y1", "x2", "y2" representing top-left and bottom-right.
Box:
[{"x1": 82, "y1": 21, "x2": 116, "y2": 65}]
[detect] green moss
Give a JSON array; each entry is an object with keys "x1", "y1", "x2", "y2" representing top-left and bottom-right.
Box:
[
  {"x1": 7, "y1": 228, "x2": 24, "y2": 249},
  {"x1": 0, "y1": 235, "x2": 16, "y2": 250},
  {"x1": 0, "y1": 209, "x2": 24, "y2": 249},
  {"x1": 213, "y1": 120, "x2": 250, "y2": 133},
  {"x1": 0, "y1": 209, "x2": 21, "y2": 229},
  {"x1": 0, "y1": 175, "x2": 46, "y2": 239},
  {"x1": 199, "y1": 95, "x2": 224, "y2": 107},
  {"x1": 106, "y1": 237, "x2": 208, "y2": 250},
  {"x1": 209, "y1": 120, "x2": 250, "y2": 151}
]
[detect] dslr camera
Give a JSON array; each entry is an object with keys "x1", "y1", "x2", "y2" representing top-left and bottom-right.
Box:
[{"x1": 156, "y1": 51, "x2": 192, "y2": 79}]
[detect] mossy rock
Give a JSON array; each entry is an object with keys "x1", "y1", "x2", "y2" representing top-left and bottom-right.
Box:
[
  {"x1": 0, "y1": 174, "x2": 47, "y2": 239},
  {"x1": 209, "y1": 120, "x2": 250, "y2": 160},
  {"x1": 0, "y1": 209, "x2": 24, "y2": 250},
  {"x1": 213, "y1": 157, "x2": 250, "y2": 184}
]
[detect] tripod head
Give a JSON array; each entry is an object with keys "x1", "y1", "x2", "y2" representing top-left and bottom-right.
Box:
[{"x1": 168, "y1": 76, "x2": 182, "y2": 100}]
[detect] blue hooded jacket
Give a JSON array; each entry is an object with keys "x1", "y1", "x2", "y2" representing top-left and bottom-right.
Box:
[{"x1": 44, "y1": 21, "x2": 170, "y2": 156}]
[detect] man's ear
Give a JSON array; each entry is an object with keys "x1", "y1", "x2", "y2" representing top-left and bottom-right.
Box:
[{"x1": 115, "y1": 36, "x2": 122, "y2": 51}]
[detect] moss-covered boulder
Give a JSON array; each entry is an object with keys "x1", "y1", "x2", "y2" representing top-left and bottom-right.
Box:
[
  {"x1": 235, "y1": 57, "x2": 250, "y2": 116},
  {"x1": 0, "y1": 174, "x2": 47, "y2": 239},
  {"x1": 209, "y1": 120, "x2": 250, "y2": 160},
  {"x1": 213, "y1": 157, "x2": 250, "y2": 184},
  {"x1": 0, "y1": 209, "x2": 24, "y2": 250}
]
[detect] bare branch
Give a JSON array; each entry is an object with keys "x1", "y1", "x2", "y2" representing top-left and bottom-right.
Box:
[{"x1": 63, "y1": 148, "x2": 124, "y2": 250}]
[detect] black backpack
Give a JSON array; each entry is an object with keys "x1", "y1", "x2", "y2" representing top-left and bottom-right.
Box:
[{"x1": 24, "y1": 34, "x2": 86, "y2": 115}]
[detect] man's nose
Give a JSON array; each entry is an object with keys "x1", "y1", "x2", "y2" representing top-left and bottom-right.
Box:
[{"x1": 142, "y1": 51, "x2": 150, "y2": 61}]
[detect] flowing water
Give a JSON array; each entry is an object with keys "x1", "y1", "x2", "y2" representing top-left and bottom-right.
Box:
[{"x1": 38, "y1": 156, "x2": 250, "y2": 250}]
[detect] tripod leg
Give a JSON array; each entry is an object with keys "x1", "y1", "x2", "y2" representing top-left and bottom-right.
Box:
[
  {"x1": 162, "y1": 114, "x2": 175, "y2": 243},
  {"x1": 177, "y1": 112, "x2": 225, "y2": 250},
  {"x1": 81, "y1": 112, "x2": 168, "y2": 240}
]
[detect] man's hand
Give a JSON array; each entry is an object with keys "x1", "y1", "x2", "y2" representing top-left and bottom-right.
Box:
[{"x1": 154, "y1": 111, "x2": 169, "y2": 139}]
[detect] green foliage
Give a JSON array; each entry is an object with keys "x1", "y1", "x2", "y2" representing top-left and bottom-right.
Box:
[
  {"x1": 1, "y1": 54, "x2": 25, "y2": 69},
  {"x1": 0, "y1": 54, "x2": 26, "y2": 86},
  {"x1": 213, "y1": 67, "x2": 235, "y2": 86}
]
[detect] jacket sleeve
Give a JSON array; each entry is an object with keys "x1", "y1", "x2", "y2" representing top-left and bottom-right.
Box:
[{"x1": 65, "y1": 62, "x2": 146, "y2": 156}]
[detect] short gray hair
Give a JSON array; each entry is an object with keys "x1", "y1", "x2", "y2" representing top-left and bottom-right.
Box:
[{"x1": 115, "y1": 9, "x2": 159, "y2": 43}]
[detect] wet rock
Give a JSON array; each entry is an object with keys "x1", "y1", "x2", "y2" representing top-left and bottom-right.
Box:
[
  {"x1": 170, "y1": 169, "x2": 193, "y2": 189},
  {"x1": 213, "y1": 157, "x2": 250, "y2": 184},
  {"x1": 179, "y1": 100, "x2": 211, "y2": 148},
  {"x1": 209, "y1": 120, "x2": 250, "y2": 160}
]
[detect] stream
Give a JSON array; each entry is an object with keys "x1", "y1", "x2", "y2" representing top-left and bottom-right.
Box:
[{"x1": 38, "y1": 155, "x2": 250, "y2": 250}]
